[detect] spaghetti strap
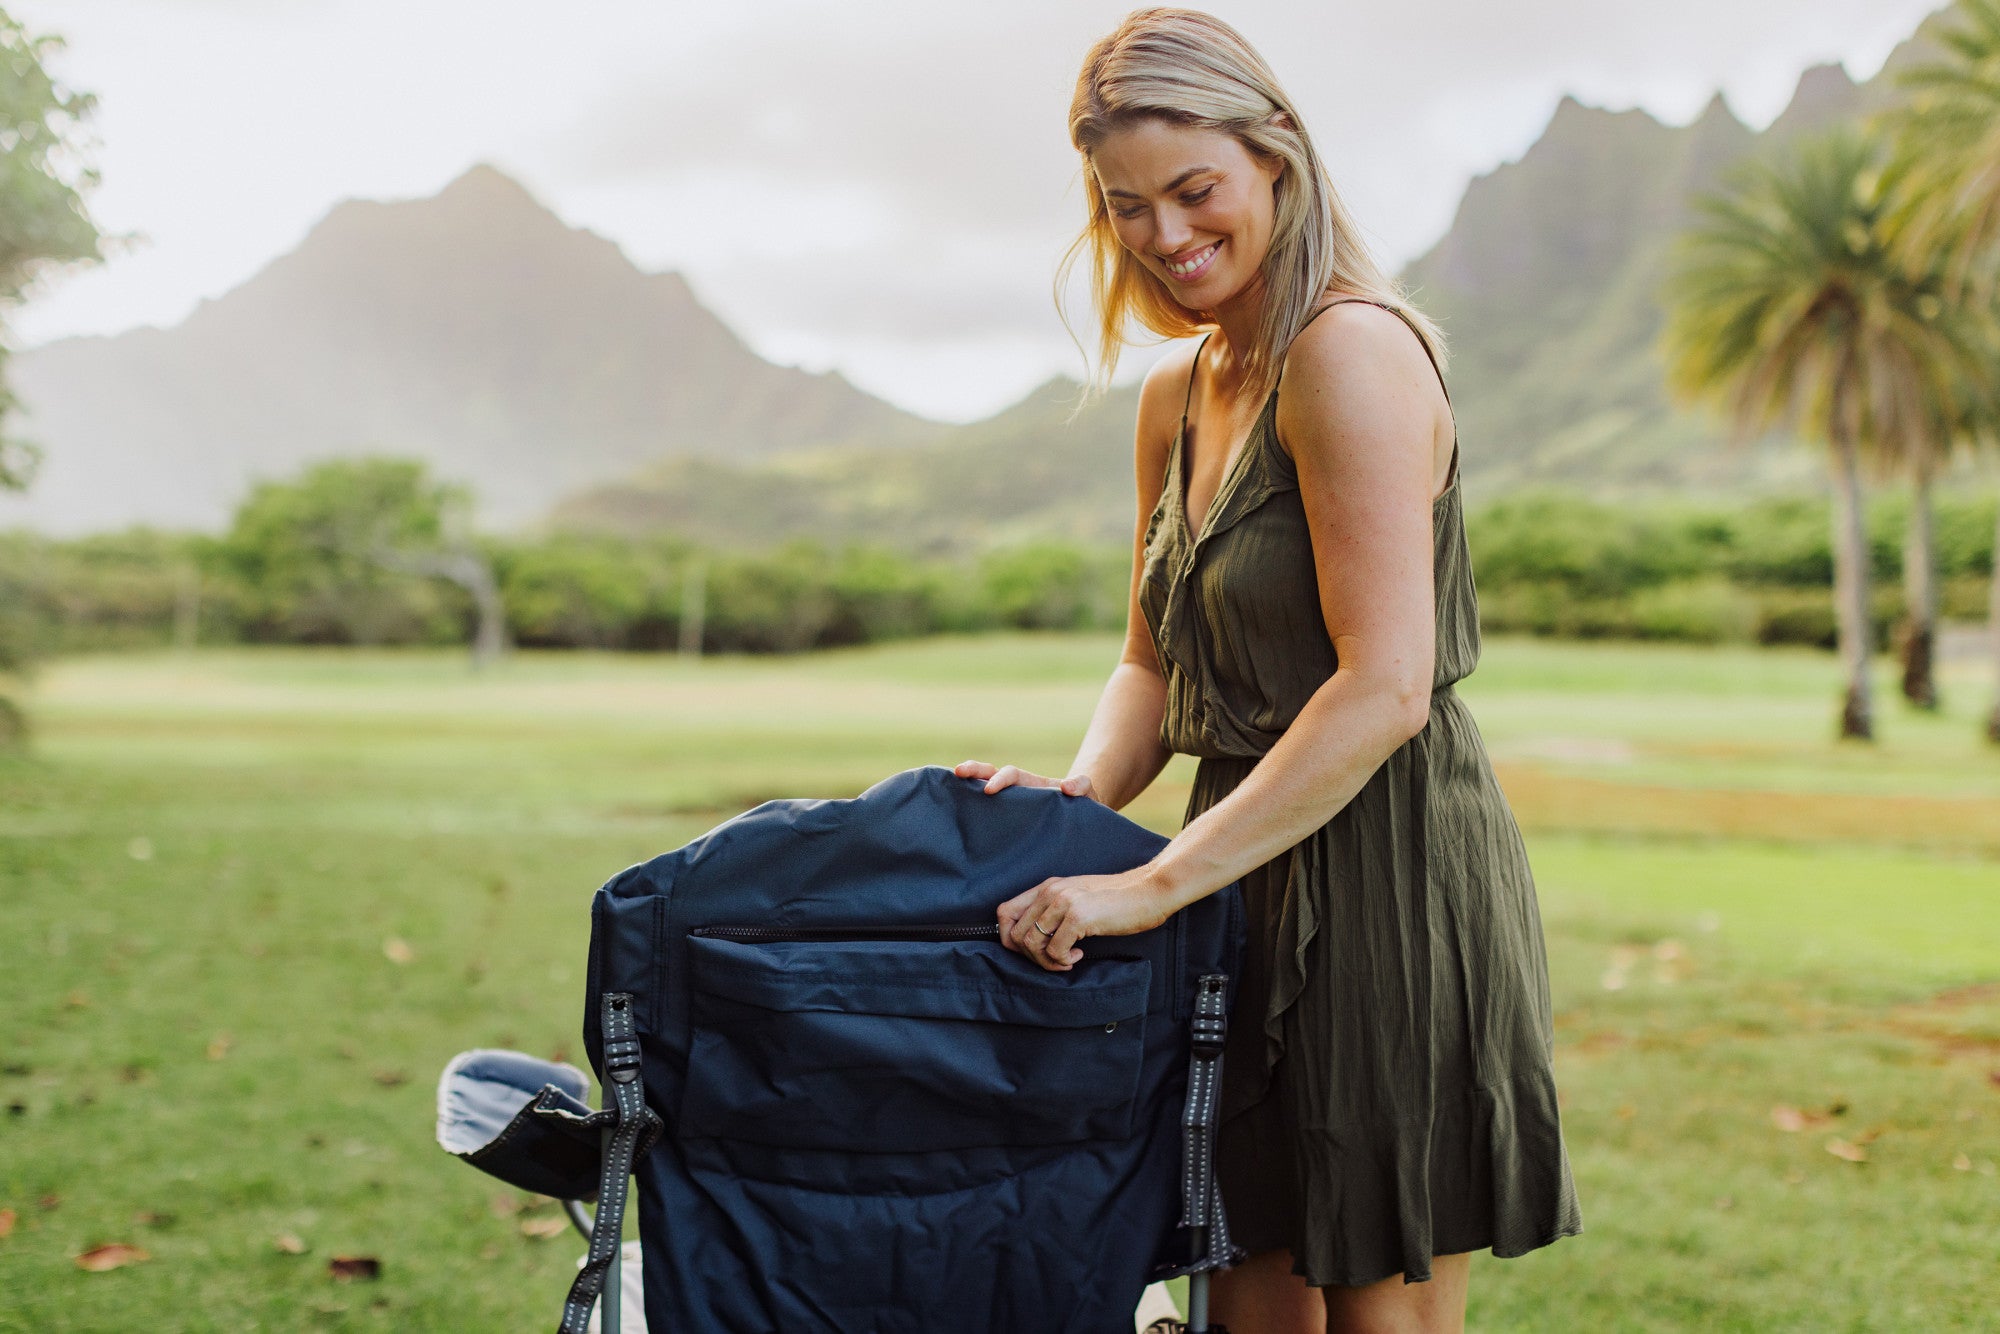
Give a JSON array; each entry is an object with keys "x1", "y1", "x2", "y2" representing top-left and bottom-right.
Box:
[
  {"x1": 1182, "y1": 331, "x2": 1214, "y2": 423},
  {"x1": 1281, "y1": 297, "x2": 1451, "y2": 407},
  {"x1": 1280, "y1": 296, "x2": 1458, "y2": 488}
]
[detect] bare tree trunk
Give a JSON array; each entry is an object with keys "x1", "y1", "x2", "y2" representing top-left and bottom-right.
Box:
[
  {"x1": 1987, "y1": 496, "x2": 2000, "y2": 744},
  {"x1": 373, "y1": 546, "x2": 509, "y2": 670},
  {"x1": 173, "y1": 562, "x2": 201, "y2": 652},
  {"x1": 679, "y1": 558, "x2": 707, "y2": 659},
  {"x1": 460, "y1": 556, "x2": 508, "y2": 671},
  {"x1": 1830, "y1": 427, "x2": 1874, "y2": 740},
  {"x1": 1898, "y1": 465, "x2": 1938, "y2": 710}
]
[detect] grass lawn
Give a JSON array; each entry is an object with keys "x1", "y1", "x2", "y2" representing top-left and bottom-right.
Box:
[{"x1": 1, "y1": 634, "x2": 1996, "y2": 1331}]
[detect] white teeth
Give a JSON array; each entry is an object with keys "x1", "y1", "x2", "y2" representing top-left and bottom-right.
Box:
[{"x1": 1168, "y1": 243, "x2": 1217, "y2": 275}]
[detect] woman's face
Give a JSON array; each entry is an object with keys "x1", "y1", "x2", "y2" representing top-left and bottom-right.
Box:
[{"x1": 1092, "y1": 117, "x2": 1284, "y2": 311}]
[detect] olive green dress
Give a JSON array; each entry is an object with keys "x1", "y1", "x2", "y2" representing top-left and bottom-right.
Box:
[{"x1": 1136, "y1": 299, "x2": 1582, "y2": 1288}]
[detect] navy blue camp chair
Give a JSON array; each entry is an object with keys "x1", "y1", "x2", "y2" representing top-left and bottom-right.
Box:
[{"x1": 443, "y1": 764, "x2": 1245, "y2": 1333}]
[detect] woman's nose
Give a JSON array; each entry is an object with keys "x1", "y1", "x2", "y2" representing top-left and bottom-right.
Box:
[{"x1": 1153, "y1": 208, "x2": 1195, "y2": 254}]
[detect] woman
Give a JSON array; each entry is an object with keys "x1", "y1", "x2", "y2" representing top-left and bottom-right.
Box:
[{"x1": 953, "y1": 9, "x2": 1582, "y2": 1332}]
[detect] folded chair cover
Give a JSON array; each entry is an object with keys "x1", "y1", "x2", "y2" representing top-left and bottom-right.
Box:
[
  {"x1": 575, "y1": 765, "x2": 1245, "y2": 1334},
  {"x1": 436, "y1": 1049, "x2": 601, "y2": 1200}
]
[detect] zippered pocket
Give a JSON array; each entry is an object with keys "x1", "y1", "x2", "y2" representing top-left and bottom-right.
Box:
[
  {"x1": 676, "y1": 931, "x2": 1151, "y2": 1185},
  {"x1": 691, "y1": 922, "x2": 1001, "y2": 943}
]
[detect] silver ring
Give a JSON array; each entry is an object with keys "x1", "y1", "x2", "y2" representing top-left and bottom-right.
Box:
[{"x1": 1032, "y1": 921, "x2": 1054, "y2": 936}]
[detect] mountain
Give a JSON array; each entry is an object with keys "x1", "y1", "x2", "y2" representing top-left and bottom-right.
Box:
[
  {"x1": 1396, "y1": 14, "x2": 1944, "y2": 495},
  {"x1": 0, "y1": 164, "x2": 943, "y2": 533},
  {"x1": 553, "y1": 9, "x2": 1955, "y2": 550},
  {"x1": 554, "y1": 374, "x2": 1145, "y2": 553},
  {"x1": 2, "y1": 7, "x2": 1957, "y2": 544}
]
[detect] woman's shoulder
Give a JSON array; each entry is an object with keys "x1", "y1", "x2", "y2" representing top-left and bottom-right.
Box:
[
  {"x1": 1283, "y1": 293, "x2": 1424, "y2": 376},
  {"x1": 1274, "y1": 293, "x2": 1449, "y2": 460},
  {"x1": 1132, "y1": 335, "x2": 1205, "y2": 478}
]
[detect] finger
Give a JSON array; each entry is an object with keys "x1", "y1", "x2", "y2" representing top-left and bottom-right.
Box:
[
  {"x1": 1032, "y1": 913, "x2": 1072, "y2": 971},
  {"x1": 1024, "y1": 900, "x2": 1068, "y2": 968},
  {"x1": 1007, "y1": 895, "x2": 1046, "y2": 954},
  {"x1": 995, "y1": 895, "x2": 1029, "y2": 953},
  {"x1": 1049, "y1": 915, "x2": 1085, "y2": 968},
  {"x1": 998, "y1": 879, "x2": 1045, "y2": 924},
  {"x1": 1008, "y1": 887, "x2": 1056, "y2": 954},
  {"x1": 1060, "y1": 774, "x2": 1092, "y2": 798},
  {"x1": 954, "y1": 760, "x2": 995, "y2": 778},
  {"x1": 984, "y1": 765, "x2": 1019, "y2": 793}
]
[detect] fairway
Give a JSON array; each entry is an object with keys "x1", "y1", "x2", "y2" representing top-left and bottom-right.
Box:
[{"x1": 2, "y1": 635, "x2": 1997, "y2": 1331}]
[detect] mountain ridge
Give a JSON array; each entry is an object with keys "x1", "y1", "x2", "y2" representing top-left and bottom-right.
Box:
[{"x1": 0, "y1": 161, "x2": 946, "y2": 533}]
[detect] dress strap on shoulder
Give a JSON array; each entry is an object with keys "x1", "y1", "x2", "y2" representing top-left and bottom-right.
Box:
[
  {"x1": 1277, "y1": 296, "x2": 1459, "y2": 490},
  {"x1": 1182, "y1": 331, "x2": 1214, "y2": 422},
  {"x1": 1282, "y1": 297, "x2": 1451, "y2": 408}
]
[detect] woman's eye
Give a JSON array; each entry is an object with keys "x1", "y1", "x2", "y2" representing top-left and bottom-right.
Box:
[{"x1": 1112, "y1": 185, "x2": 1213, "y2": 221}]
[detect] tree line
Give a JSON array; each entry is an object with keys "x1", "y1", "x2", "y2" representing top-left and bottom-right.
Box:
[{"x1": 3, "y1": 455, "x2": 1990, "y2": 663}]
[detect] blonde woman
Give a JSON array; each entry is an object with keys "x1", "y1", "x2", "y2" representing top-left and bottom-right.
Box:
[{"x1": 955, "y1": 8, "x2": 1582, "y2": 1331}]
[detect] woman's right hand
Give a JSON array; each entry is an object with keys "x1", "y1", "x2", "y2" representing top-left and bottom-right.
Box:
[{"x1": 953, "y1": 760, "x2": 1097, "y2": 802}]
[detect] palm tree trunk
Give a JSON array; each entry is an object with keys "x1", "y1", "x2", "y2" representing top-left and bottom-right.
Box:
[
  {"x1": 1899, "y1": 465, "x2": 1939, "y2": 710},
  {"x1": 1830, "y1": 425, "x2": 1874, "y2": 740},
  {"x1": 1987, "y1": 496, "x2": 2000, "y2": 744}
]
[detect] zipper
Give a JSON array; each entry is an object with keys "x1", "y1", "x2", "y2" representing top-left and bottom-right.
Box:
[{"x1": 690, "y1": 923, "x2": 1002, "y2": 943}]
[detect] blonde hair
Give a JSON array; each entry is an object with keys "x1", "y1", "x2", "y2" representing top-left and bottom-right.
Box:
[{"x1": 1055, "y1": 6, "x2": 1446, "y2": 416}]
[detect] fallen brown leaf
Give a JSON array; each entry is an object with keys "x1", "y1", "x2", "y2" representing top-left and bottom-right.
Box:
[
  {"x1": 76, "y1": 1243, "x2": 150, "y2": 1271},
  {"x1": 370, "y1": 1070, "x2": 408, "y2": 1088},
  {"x1": 1770, "y1": 1104, "x2": 1835, "y2": 1133},
  {"x1": 37, "y1": 1193, "x2": 60, "y2": 1211},
  {"x1": 519, "y1": 1216, "x2": 568, "y2": 1240},
  {"x1": 382, "y1": 938, "x2": 415, "y2": 966},
  {"x1": 132, "y1": 1210, "x2": 174, "y2": 1227},
  {"x1": 1825, "y1": 1137, "x2": 1868, "y2": 1163},
  {"x1": 275, "y1": 1233, "x2": 307, "y2": 1255},
  {"x1": 328, "y1": 1255, "x2": 381, "y2": 1281},
  {"x1": 64, "y1": 991, "x2": 90, "y2": 1010},
  {"x1": 0, "y1": 1207, "x2": 15, "y2": 1238}
]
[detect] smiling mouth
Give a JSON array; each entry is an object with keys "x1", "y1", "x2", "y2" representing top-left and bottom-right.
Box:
[{"x1": 1162, "y1": 241, "x2": 1221, "y2": 280}]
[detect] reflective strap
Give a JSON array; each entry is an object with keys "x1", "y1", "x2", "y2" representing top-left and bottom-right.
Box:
[
  {"x1": 1178, "y1": 973, "x2": 1245, "y2": 1275},
  {"x1": 557, "y1": 993, "x2": 661, "y2": 1334}
]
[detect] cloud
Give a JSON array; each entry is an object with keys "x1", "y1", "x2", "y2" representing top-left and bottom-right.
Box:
[{"x1": 9, "y1": 0, "x2": 1951, "y2": 419}]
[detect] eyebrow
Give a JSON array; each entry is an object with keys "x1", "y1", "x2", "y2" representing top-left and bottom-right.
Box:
[{"x1": 1102, "y1": 166, "x2": 1217, "y2": 200}]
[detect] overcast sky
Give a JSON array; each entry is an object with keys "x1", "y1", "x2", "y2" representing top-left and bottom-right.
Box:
[{"x1": 8, "y1": 0, "x2": 1945, "y2": 421}]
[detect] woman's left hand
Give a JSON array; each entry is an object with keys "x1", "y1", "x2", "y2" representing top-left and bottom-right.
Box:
[{"x1": 997, "y1": 866, "x2": 1177, "y2": 971}]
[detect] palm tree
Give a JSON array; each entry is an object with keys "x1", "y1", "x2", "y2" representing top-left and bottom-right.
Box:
[
  {"x1": 1889, "y1": 0, "x2": 2000, "y2": 740},
  {"x1": 1876, "y1": 147, "x2": 2000, "y2": 712},
  {"x1": 1661, "y1": 127, "x2": 1992, "y2": 740}
]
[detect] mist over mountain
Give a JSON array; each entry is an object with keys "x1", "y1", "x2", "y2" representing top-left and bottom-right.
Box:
[
  {"x1": 556, "y1": 13, "x2": 1943, "y2": 550},
  {"x1": 0, "y1": 165, "x2": 942, "y2": 533},
  {"x1": 1397, "y1": 22, "x2": 1930, "y2": 497},
  {"x1": 0, "y1": 6, "x2": 1949, "y2": 545}
]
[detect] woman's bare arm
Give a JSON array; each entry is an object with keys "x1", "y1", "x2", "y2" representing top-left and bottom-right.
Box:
[
  {"x1": 1059, "y1": 345, "x2": 1199, "y2": 812},
  {"x1": 964, "y1": 345, "x2": 1196, "y2": 806},
  {"x1": 1142, "y1": 303, "x2": 1448, "y2": 907}
]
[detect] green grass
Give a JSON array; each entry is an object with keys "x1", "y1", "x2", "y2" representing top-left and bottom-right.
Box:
[{"x1": 2, "y1": 635, "x2": 1997, "y2": 1331}]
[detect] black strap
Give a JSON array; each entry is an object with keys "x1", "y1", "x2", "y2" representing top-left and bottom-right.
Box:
[
  {"x1": 557, "y1": 992, "x2": 661, "y2": 1334},
  {"x1": 1182, "y1": 331, "x2": 1213, "y2": 425},
  {"x1": 1178, "y1": 973, "x2": 1245, "y2": 1275}
]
